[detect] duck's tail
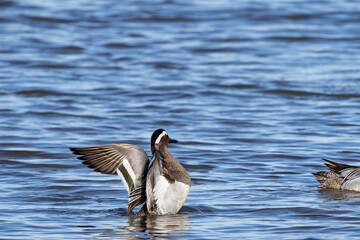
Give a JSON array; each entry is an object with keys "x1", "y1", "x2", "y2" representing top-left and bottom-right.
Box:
[{"x1": 313, "y1": 159, "x2": 344, "y2": 189}]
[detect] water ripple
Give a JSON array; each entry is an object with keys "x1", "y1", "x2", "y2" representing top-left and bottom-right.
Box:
[{"x1": 2, "y1": 0, "x2": 360, "y2": 239}]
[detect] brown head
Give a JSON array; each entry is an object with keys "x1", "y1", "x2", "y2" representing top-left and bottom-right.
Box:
[{"x1": 150, "y1": 129, "x2": 178, "y2": 154}]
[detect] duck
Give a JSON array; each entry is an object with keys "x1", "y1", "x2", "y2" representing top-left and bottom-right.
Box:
[
  {"x1": 313, "y1": 159, "x2": 360, "y2": 191},
  {"x1": 70, "y1": 129, "x2": 191, "y2": 215}
]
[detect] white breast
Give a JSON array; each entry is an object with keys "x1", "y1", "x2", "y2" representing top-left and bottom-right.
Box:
[{"x1": 148, "y1": 175, "x2": 190, "y2": 215}]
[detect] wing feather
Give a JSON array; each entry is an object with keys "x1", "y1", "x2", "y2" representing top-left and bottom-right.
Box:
[
  {"x1": 341, "y1": 168, "x2": 360, "y2": 191},
  {"x1": 322, "y1": 159, "x2": 360, "y2": 191},
  {"x1": 70, "y1": 143, "x2": 149, "y2": 211}
]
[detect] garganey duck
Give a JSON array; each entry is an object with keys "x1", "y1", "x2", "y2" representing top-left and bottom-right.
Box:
[
  {"x1": 313, "y1": 159, "x2": 360, "y2": 191},
  {"x1": 70, "y1": 129, "x2": 191, "y2": 215}
]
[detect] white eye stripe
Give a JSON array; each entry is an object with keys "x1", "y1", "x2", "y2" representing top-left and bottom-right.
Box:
[{"x1": 155, "y1": 131, "x2": 168, "y2": 145}]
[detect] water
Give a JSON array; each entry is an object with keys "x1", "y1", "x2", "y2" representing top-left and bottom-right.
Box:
[{"x1": 1, "y1": 0, "x2": 360, "y2": 239}]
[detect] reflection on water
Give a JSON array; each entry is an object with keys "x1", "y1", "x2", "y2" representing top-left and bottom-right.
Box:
[
  {"x1": 318, "y1": 188, "x2": 360, "y2": 202},
  {"x1": 123, "y1": 214, "x2": 190, "y2": 238},
  {"x1": 76, "y1": 213, "x2": 190, "y2": 239},
  {"x1": 77, "y1": 214, "x2": 190, "y2": 239}
]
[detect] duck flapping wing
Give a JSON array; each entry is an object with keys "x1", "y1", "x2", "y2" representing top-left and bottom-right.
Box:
[{"x1": 70, "y1": 144, "x2": 149, "y2": 211}]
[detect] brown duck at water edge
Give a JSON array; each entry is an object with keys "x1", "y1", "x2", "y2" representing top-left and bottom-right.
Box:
[
  {"x1": 70, "y1": 129, "x2": 191, "y2": 215},
  {"x1": 313, "y1": 159, "x2": 360, "y2": 191}
]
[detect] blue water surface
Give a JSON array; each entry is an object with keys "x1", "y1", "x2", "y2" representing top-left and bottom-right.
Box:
[{"x1": 1, "y1": 0, "x2": 360, "y2": 239}]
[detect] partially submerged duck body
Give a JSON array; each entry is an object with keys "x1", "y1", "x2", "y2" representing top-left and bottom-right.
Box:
[{"x1": 313, "y1": 159, "x2": 360, "y2": 191}]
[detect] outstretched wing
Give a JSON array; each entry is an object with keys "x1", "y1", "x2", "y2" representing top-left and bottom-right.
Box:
[{"x1": 70, "y1": 144, "x2": 149, "y2": 211}]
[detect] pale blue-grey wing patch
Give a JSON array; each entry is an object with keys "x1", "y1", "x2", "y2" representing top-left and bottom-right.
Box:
[
  {"x1": 340, "y1": 168, "x2": 360, "y2": 191},
  {"x1": 340, "y1": 168, "x2": 360, "y2": 179},
  {"x1": 145, "y1": 153, "x2": 162, "y2": 213}
]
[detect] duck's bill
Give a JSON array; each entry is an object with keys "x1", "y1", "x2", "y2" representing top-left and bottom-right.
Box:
[{"x1": 169, "y1": 138, "x2": 178, "y2": 143}]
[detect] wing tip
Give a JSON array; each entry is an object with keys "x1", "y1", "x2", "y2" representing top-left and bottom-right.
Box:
[
  {"x1": 69, "y1": 147, "x2": 82, "y2": 156},
  {"x1": 322, "y1": 158, "x2": 336, "y2": 165}
]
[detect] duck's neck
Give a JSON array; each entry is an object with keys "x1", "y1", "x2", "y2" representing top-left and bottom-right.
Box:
[{"x1": 151, "y1": 144, "x2": 169, "y2": 156}]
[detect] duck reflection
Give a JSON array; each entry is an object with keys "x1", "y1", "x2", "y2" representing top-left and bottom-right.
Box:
[
  {"x1": 318, "y1": 188, "x2": 360, "y2": 201},
  {"x1": 122, "y1": 213, "x2": 190, "y2": 237}
]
